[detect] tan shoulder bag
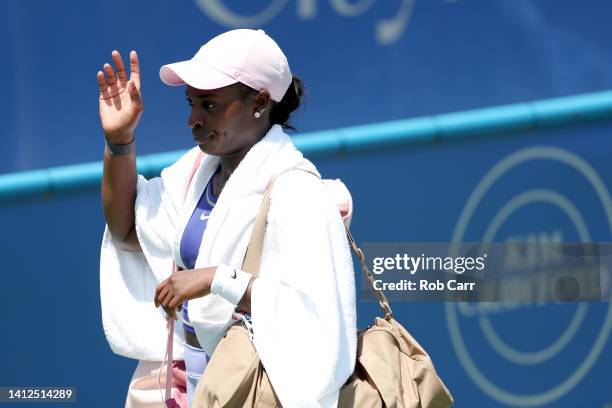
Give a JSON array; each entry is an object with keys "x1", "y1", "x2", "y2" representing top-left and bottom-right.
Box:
[{"x1": 193, "y1": 172, "x2": 454, "y2": 408}]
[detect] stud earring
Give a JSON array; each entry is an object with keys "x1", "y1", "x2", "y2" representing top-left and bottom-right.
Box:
[{"x1": 254, "y1": 112, "x2": 261, "y2": 118}]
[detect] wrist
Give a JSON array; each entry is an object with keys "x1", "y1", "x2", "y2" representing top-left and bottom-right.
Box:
[
  {"x1": 202, "y1": 267, "x2": 217, "y2": 296},
  {"x1": 104, "y1": 129, "x2": 135, "y2": 144},
  {"x1": 105, "y1": 135, "x2": 135, "y2": 156},
  {"x1": 211, "y1": 264, "x2": 252, "y2": 305}
]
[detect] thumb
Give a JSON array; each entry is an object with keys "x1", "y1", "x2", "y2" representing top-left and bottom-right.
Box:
[{"x1": 128, "y1": 80, "x2": 143, "y2": 109}]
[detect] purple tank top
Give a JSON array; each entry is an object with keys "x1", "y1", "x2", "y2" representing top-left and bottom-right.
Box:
[{"x1": 180, "y1": 167, "x2": 219, "y2": 333}]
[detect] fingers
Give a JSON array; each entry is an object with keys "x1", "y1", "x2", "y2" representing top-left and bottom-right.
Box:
[
  {"x1": 155, "y1": 281, "x2": 168, "y2": 308},
  {"x1": 97, "y1": 70, "x2": 109, "y2": 97},
  {"x1": 168, "y1": 295, "x2": 183, "y2": 310},
  {"x1": 163, "y1": 305, "x2": 178, "y2": 320},
  {"x1": 129, "y1": 50, "x2": 141, "y2": 90},
  {"x1": 157, "y1": 281, "x2": 178, "y2": 321},
  {"x1": 128, "y1": 80, "x2": 143, "y2": 109},
  {"x1": 111, "y1": 50, "x2": 128, "y2": 82},
  {"x1": 103, "y1": 63, "x2": 118, "y2": 88},
  {"x1": 159, "y1": 289, "x2": 174, "y2": 308},
  {"x1": 156, "y1": 281, "x2": 179, "y2": 310},
  {"x1": 155, "y1": 275, "x2": 185, "y2": 321},
  {"x1": 99, "y1": 50, "x2": 141, "y2": 95}
]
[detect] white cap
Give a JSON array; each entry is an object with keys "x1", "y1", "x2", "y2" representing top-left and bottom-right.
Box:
[{"x1": 159, "y1": 29, "x2": 292, "y2": 102}]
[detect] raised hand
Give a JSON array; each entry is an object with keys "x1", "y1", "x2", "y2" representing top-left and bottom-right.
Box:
[{"x1": 98, "y1": 50, "x2": 143, "y2": 144}]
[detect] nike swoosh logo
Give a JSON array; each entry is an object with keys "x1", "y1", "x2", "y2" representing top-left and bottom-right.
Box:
[
  {"x1": 200, "y1": 214, "x2": 210, "y2": 221},
  {"x1": 231, "y1": 269, "x2": 237, "y2": 279}
]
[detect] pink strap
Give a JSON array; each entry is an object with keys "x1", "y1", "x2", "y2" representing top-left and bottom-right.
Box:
[
  {"x1": 156, "y1": 316, "x2": 175, "y2": 404},
  {"x1": 158, "y1": 151, "x2": 205, "y2": 407},
  {"x1": 183, "y1": 152, "x2": 205, "y2": 202}
]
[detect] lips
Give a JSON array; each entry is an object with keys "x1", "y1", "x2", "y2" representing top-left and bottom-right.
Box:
[{"x1": 193, "y1": 131, "x2": 214, "y2": 143}]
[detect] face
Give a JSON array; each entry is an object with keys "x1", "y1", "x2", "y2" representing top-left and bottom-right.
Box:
[{"x1": 185, "y1": 83, "x2": 267, "y2": 157}]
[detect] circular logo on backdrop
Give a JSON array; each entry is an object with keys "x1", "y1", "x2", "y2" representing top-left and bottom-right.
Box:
[
  {"x1": 193, "y1": 0, "x2": 416, "y2": 45},
  {"x1": 447, "y1": 146, "x2": 612, "y2": 406},
  {"x1": 194, "y1": 0, "x2": 289, "y2": 27}
]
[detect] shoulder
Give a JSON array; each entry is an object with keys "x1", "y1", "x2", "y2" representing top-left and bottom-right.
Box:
[
  {"x1": 153, "y1": 147, "x2": 202, "y2": 197},
  {"x1": 269, "y1": 170, "x2": 352, "y2": 224},
  {"x1": 271, "y1": 170, "x2": 330, "y2": 207},
  {"x1": 160, "y1": 147, "x2": 202, "y2": 183},
  {"x1": 135, "y1": 147, "x2": 202, "y2": 213}
]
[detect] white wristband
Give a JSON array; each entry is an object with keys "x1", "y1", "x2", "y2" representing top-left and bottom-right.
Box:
[{"x1": 211, "y1": 264, "x2": 252, "y2": 305}]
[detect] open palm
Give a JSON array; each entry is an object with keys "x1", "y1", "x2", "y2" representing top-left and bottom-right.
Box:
[{"x1": 98, "y1": 50, "x2": 143, "y2": 143}]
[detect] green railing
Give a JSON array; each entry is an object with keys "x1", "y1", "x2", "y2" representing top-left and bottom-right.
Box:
[{"x1": 2, "y1": 90, "x2": 612, "y2": 201}]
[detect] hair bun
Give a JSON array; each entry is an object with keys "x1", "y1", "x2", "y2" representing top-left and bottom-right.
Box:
[{"x1": 270, "y1": 75, "x2": 304, "y2": 131}]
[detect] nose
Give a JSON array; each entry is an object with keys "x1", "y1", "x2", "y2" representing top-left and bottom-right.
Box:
[{"x1": 188, "y1": 108, "x2": 204, "y2": 129}]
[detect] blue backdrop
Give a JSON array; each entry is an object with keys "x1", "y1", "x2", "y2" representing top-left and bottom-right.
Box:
[
  {"x1": 1, "y1": 0, "x2": 611, "y2": 407},
  {"x1": 3, "y1": 0, "x2": 612, "y2": 173}
]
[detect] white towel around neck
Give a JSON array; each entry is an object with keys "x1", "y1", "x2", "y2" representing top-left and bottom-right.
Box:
[{"x1": 100, "y1": 124, "x2": 357, "y2": 407}]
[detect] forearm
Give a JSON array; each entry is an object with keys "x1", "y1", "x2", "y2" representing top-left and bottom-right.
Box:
[
  {"x1": 101, "y1": 137, "x2": 140, "y2": 250},
  {"x1": 156, "y1": 265, "x2": 254, "y2": 317}
]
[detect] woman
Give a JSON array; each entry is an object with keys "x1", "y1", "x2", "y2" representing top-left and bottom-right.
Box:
[{"x1": 99, "y1": 29, "x2": 356, "y2": 407}]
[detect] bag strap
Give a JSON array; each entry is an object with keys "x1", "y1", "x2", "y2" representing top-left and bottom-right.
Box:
[
  {"x1": 241, "y1": 168, "x2": 317, "y2": 276},
  {"x1": 241, "y1": 169, "x2": 393, "y2": 321},
  {"x1": 240, "y1": 179, "x2": 273, "y2": 277},
  {"x1": 158, "y1": 151, "x2": 205, "y2": 406},
  {"x1": 343, "y1": 223, "x2": 393, "y2": 320}
]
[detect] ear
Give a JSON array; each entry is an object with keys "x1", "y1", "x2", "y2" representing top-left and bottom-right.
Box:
[{"x1": 252, "y1": 90, "x2": 272, "y2": 116}]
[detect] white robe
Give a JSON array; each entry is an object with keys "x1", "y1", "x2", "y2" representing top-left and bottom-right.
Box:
[{"x1": 100, "y1": 124, "x2": 357, "y2": 407}]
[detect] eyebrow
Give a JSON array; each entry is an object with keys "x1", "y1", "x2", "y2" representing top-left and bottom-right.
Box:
[{"x1": 185, "y1": 90, "x2": 219, "y2": 99}]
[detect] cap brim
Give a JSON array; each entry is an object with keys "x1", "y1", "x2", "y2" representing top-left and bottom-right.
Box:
[{"x1": 159, "y1": 59, "x2": 238, "y2": 90}]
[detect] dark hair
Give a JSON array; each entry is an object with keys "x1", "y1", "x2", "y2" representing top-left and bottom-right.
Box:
[
  {"x1": 270, "y1": 76, "x2": 304, "y2": 131},
  {"x1": 240, "y1": 75, "x2": 304, "y2": 131}
]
